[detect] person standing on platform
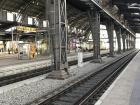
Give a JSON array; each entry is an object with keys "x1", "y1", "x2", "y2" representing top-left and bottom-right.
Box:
[{"x1": 30, "y1": 42, "x2": 36, "y2": 59}]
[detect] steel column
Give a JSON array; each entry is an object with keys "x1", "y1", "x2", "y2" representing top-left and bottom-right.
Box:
[
  {"x1": 115, "y1": 27, "x2": 121, "y2": 54},
  {"x1": 88, "y1": 9, "x2": 101, "y2": 63},
  {"x1": 106, "y1": 20, "x2": 115, "y2": 56},
  {"x1": 0, "y1": 9, "x2": 7, "y2": 21},
  {"x1": 46, "y1": 0, "x2": 69, "y2": 79},
  {"x1": 38, "y1": 20, "x2": 43, "y2": 27},
  {"x1": 122, "y1": 31, "x2": 126, "y2": 52},
  {"x1": 134, "y1": 37, "x2": 136, "y2": 48},
  {"x1": 130, "y1": 35, "x2": 132, "y2": 49},
  {"x1": 128, "y1": 34, "x2": 131, "y2": 49},
  {"x1": 132, "y1": 36, "x2": 135, "y2": 48},
  {"x1": 126, "y1": 34, "x2": 129, "y2": 50},
  {"x1": 22, "y1": 15, "x2": 28, "y2": 25}
]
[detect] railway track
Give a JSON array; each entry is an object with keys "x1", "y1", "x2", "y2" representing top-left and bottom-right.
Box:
[
  {"x1": 28, "y1": 50, "x2": 138, "y2": 105},
  {"x1": 0, "y1": 53, "x2": 108, "y2": 87}
]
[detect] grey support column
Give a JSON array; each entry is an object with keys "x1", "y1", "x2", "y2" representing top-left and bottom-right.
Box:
[
  {"x1": 106, "y1": 20, "x2": 115, "y2": 57},
  {"x1": 2, "y1": 10, "x2": 7, "y2": 21},
  {"x1": 13, "y1": 14, "x2": 16, "y2": 22},
  {"x1": 22, "y1": 15, "x2": 28, "y2": 25},
  {"x1": 134, "y1": 37, "x2": 136, "y2": 48},
  {"x1": 46, "y1": 0, "x2": 69, "y2": 79},
  {"x1": 122, "y1": 31, "x2": 126, "y2": 52},
  {"x1": 131, "y1": 36, "x2": 133, "y2": 49},
  {"x1": 128, "y1": 34, "x2": 131, "y2": 49},
  {"x1": 126, "y1": 33, "x2": 129, "y2": 50},
  {"x1": 130, "y1": 35, "x2": 132, "y2": 49},
  {"x1": 115, "y1": 27, "x2": 121, "y2": 54},
  {"x1": 88, "y1": 8, "x2": 102, "y2": 63},
  {"x1": 132, "y1": 36, "x2": 136, "y2": 49},
  {"x1": 38, "y1": 20, "x2": 43, "y2": 27}
]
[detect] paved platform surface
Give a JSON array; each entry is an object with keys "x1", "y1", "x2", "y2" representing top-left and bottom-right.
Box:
[
  {"x1": 95, "y1": 50, "x2": 140, "y2": 105},
  {"x1": 0, "y1": 50, "x2": 108, "y2": 78},
  {"x1": 0, "y1": 50, "x2": 108, "y2": 67},
  {"x1": 0, "y1": 52, "x2": 79, "y2": 67},
  {"x1": 0, "y1": 54, "x2": 47, "y2": 67}
]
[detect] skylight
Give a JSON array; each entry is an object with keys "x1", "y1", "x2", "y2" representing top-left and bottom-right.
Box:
[
  {"x1": 128, "y1": 3, "x2": 140, "y2": 9},
  {"x1": 131, "y1": 13, "x2": 140, "y2": 16}
]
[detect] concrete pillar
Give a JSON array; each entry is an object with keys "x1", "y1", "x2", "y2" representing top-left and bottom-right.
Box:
[
  {"x1": 88, "y1": 8, "x2": 102, "y2": 63},
  {"x1": 115, "y1": 27, "x2": 121, "y2": 54},
  {"x1": 106, "y1": 20, "x2": 115, "y2": 57}
]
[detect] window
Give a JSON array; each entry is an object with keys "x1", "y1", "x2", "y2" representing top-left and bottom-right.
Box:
[
  {"x1": 28, "y1": 17, "x2": 33, "y2": 25},
  {"x1": 7, "y1": 12, "x2": 14, "y2": 21},
  {"x1": 43, "y1": 20, "x2": 47, "y2": 27}
]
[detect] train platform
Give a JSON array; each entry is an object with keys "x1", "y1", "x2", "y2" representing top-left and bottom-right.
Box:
[
  {"x1": 0, "y1": 51, "x2": 95, "y2": 67},
  {"x1": 0, "y1": 51, "x2": 86, "y2": 67},
  {"x1": 0, "y1": 53, "x2": 17, "y2": 59},
  {"x1": 95, "y1": 50, "x2": 140, "y2": 105},
  {"x1": 0, "y1": 50, "x2": 109, "y2": 78}
]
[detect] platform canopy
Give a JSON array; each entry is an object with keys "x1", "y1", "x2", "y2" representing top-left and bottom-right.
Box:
[
  {"x1": 0, "y1": 0, "x2": 140, "y2": 34},
  {"x1": 112, "y1": 0, "x2": 140, "y2": 33}
]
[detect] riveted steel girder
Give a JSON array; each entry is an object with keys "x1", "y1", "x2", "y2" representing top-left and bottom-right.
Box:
[
  {"x1": 114, "y1": 26, "x2": 122, "y2": 54},
  {"x1": 46, "y1": 0, "x2": 68, "y2": 72},
  {"x1": 88, "y1": 9, "x2": 101, "y2": 62},
  {"x1": 106, "y1": 20, "x2": 115, "y2": 56},
  {"x1": 122, "y1": 31, "x2": 126, "y2": 52}
]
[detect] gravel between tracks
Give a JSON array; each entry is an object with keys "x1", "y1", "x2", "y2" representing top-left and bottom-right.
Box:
[{"x1": 0, "y1": 56, "x2": 119, "y2": 105}]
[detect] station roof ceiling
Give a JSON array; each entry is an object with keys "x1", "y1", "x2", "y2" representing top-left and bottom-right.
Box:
[
  {"x1": 0, "y1": 0, "x2": 140, "y2": 34},
  {"x1": 112, "y1": 0, "x2": 140, "y2": 33}
]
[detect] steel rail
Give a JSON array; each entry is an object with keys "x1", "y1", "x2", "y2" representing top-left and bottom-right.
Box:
[
  {"x1": 0, "y1": 53, "x2": 108, "y2": 87},
  {"x1": 29, "y1": 49, "x2": 138, "y2": 105}
]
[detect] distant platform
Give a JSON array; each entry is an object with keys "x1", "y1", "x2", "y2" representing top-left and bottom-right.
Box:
[
  {"x1": 0, "y1": 54, "x2": 47, "y2": 67},
  {"x1": 95, "y1": 50, "x2": 140, "y2": 105},
  {"x1": 0, "y1": 52, "x2": 94, "y2": 78},
  {"x1": 0, "y1": 50, "x2": 108, "y2": 67}
]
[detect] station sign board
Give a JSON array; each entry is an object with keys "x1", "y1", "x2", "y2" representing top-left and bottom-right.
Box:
[{"x1": 16, "y1": 26, "x2": 37, "y2": 32}]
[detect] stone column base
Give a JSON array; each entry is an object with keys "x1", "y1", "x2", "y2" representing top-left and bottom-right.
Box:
[
  {"x1": 91, "y1": 56, "x2": 102, "y2": 63},
  {"x1": 47, "y1": 70, "x2": 70, "y2": 80},
  {"x1": 108, "y1": 52, "x2": 115, "y2": 57},
  {"x1": 117, "y1": 51, "x2": 122, "y2": 54},
  {"x1": 108, "y1": 55, "x2": 115, "y2": 57}
]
